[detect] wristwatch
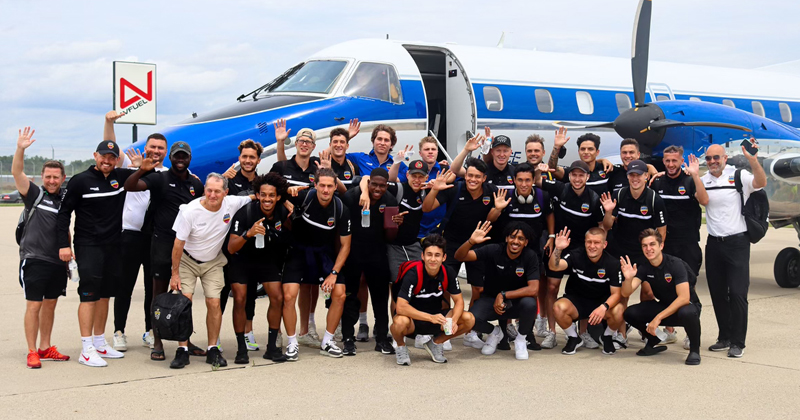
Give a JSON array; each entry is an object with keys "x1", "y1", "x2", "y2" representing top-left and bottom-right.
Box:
[
  {"x1": 331, "y1": 270, "x2": 339, "y2": 276},
  {"x1": 602, "y1": 302, "x2": 610, "y2": 310},
  {"x1": 501, "y1": 291, "x2": 507, "y2": 300},
  {"x1": 548, "y1": 234, "x2": 555, "y2": 238}
]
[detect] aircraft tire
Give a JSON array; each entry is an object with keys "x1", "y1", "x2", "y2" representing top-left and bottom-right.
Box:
[{"x1": 774, "y1": 247, "x2": 800, "y2": 288}]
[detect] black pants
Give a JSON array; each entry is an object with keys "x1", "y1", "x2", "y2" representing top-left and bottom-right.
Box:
[
  {"x1": 470, "y1": 296, "x2": 537, "y2": 336},
  {"x1": 624, "y1": 300, "x2": 702, "y2": 353},
  {"x1": 664, "y1": 239, "x2": 703, "y2": 276},
  {"x1": 705, "y1": 234, "x2": 750, "y2": 348},
  {"x1": 219, "y1": 266, "x2": 258, "y2": 322},
  {"x1": 114, "y1": 230, "x2": 153, "y2": 333},
  {"x1": 342, "y1": 255, "x2": 391, "y2": 341}
]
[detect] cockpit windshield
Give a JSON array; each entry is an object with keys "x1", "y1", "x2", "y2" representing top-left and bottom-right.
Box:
[{"x1": 269, "y1": 60, "x2": 347, "y2": 94}]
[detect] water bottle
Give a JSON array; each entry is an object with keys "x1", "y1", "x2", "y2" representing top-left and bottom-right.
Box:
[
  {"x1": 646, "y1": 323, "x2": 669, "y2": 341},
  {"x1": 255, "y1": 233, "x2": 265, "y2": 249},
  {"x1": 68, "y1": 259, "x2": 79, "y2": 283},
  {"x1": 361, "y1": 209, "x2": 370, "y2": 228},
  {"x1": 481, "y1": 137, "x2": 492, "y2": 155},
  {"x1": 404, "y1": 150, "x2": 415, "y2": 161}
]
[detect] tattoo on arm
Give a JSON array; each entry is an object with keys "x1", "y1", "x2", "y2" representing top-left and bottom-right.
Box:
[
  {"x1": 548, "y1": 146, "x2": 561, "y2": 169},
  {"x1": 552, "y1": 248, "x2": 562, "y2": 262}
]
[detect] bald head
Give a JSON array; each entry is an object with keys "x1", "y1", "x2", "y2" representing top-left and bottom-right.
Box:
[
  {"x1": 705, "y1": 144, "x2": 728, "y2": 176},
  {"x1": 706, "y1": 144, "x2": 725, "y2": 155}
]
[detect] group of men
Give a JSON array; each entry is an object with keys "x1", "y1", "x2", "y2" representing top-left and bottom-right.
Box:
[{"x1": 16, "y1": 111, "x2": 766, "y2": 369}]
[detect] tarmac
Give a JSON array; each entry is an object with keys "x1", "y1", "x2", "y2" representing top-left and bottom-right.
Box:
[{"x1": 1, "y1": 206, "x2": 799, "y2": 419}]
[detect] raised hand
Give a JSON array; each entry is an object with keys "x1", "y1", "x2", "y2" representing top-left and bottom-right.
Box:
[
  {"x1": 126, "y1": 148, "x2": 144, "y2": 168},
  {"x1": 493, "y1": 188, "x2": 511, "y2": 210},
  {"x1": 222, "y1": 163, "x2": 237, "y2": 179},
  {"x1": 316, "y1": 149, "x2": 332, "y2": 169},
  {"x1": 554, "y1": 226, "x2": 571, "y2": 250},
  {"x1": 140, "y1": 156, "x2": 157, "y2": 172},
  {"x1": 600, "y1": 192, "x2": 616, "y2": 213},
  {"x1": 620, "y1": 255, "x2": 638, "y2": 280},
  {"x1": 484, "y1": 126, "x2": 492, "y2": 139},
  {"x1": 428, "y1": 169, "x2": 454, "y2": 191},
  {"x1": 685, "y1": 154, "x2": 700, "y2": 177},
  {"x1": 396, "y1": 144, "x2": 413, "y2": 161},
  {"x1": 554, "y1": 127, "x2": 570, "y2": 148},
  {"x1": 274, "y1": 118, "x2": 291, "y2": 144},
  {"x1": 469, "y1": 221, "x2": 493, "y2": 245},
  {"x1": 105, "y1": 110, "x2": 125, "y2": 123},
  {"x1": 464, "y1": 133, "x2": 486, "y2": 153},
  {"x1": 17, "y1": 127, "x2": 36, "y2": 150},
  {"x1": 348, "y1": 118, "x2": 361, "y2": 139}
]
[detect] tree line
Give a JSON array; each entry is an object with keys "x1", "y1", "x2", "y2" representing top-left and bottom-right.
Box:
[{"x1": 0, "y1": 155, "x2": 96, "y2": 178}]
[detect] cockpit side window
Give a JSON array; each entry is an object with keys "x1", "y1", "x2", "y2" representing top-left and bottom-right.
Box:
[
  {"x1": 270, "y1": 60, "x2": 347, "y2": 94},
  {"x1": 344, "y1": 62, "x2": 403, "y2": 104}
]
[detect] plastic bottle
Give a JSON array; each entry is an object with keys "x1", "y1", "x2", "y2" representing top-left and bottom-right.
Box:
[
  {"x1": 255, "y1": 233, "x2": 265, "y2": 249},
  {"x1": 361, "y1": 209, "x2": 370, "y2": 228},
  {"x1": 68, "y1": 259, "x2": 79, "y2": 282}
]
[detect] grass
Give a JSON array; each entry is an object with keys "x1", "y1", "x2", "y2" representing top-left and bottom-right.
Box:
[{"x1": 0, "y1": 203, "x2": 23, "y2": 207}]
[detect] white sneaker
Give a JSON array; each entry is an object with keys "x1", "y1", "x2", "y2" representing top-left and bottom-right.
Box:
[
  {"x1": 514, "y1": 337, "x2": 529, "y2": 360},
  {"x1": 308, "y1": 321, "x2": 320, "y2": 342},
  {"x1": 245, "y1": 331, "x2": 259, "y2": 351},
  {"x1": 506, "y1": 322, "x2": 519, "y2": 340},
  {"x1": 414, "y1": 334, "x2": 431, "y2": 349},
  {"x1": 580, "y1": 332, "x2": 599, "y2": 349},
  {"x1": 79, "y1": 346, "x2": 108, "y2": 367},
  {"x1": 481, "y1": 327, "x2": 503, "y2": 355},
  {"x1": 113, "y1": 331, "x2": 127, "y2": 352},
  {"x1": 541, "y1": 331, "x2": 557, "y2": 349},
  {"x1": 285, "y1": 342, "x2": 299, "y2": 362},
  {"x1": 613, "y1": 331, "x2": 628, "y2": 350},
  {"x1": 660, "y1": 328, "x2": 678, "y2": 345},
  {"x1": 334, "y1": 323, "x2": 343, "y2": 341},
  {"x1": 443, "y1": 339, "x2": 452, "y2": 351},
  {"x1": 534, "y1": 317, "x2": 548, "y2": 338},
  {"x1": 96, "y1": 341, "x2": 125, "y2": 359},
  {"x1": 683, "y1": 336, "x2": 691, "y2": 350},
  {"x1": 463, "y1": 331, "x2": 485, "y2": 349},
  {"x1": 142, "y1": 330, "x2": 154, "y2": 348},
  {"x1": 298, "y1": 333, "x2": 321, "y2": 348}
]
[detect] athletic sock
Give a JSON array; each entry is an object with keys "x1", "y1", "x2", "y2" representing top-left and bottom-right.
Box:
[
  {"x1": 236, "y1": 332, "x2": 246, "y2": 353},
  {"x1": 491, "y1": 325, "x2": 501, "y2": 337},
  {"x1": 309, "y1": 313, "x2": 315, "y2": 324},
  {"x1": 359, "y1": 312, "x2": 368, "y2": 325},
  {"x1": 207, "y1": 345, "x2": 217, "y2": 351},
  {"x1": 515, "y1": 333, "x2": 527, "y2": 343},
  {"x1": 565, "y1": 324, "x2": 578, "y2": 338},
  {"x1": 268, "y1": 328, "x2": 278, "y2": 350},
  {"x1": 92, "y1": 334, "x2": 105, "y2": 348},
  {"x1": 288, "y1": 335, "x2": 298, "y2": 346},
  {"x1": 81, "y1": 336, "x2": 93, "y2": 353},
  {"x1": 322, "y1": 330, "x2": 334, "y2": 347},
  {"x1": 604, "y1": 326, "x2": 616, "y2": 336},
  {"x1": 180, "y1": 346, "x2": 188, "y2": 351}
]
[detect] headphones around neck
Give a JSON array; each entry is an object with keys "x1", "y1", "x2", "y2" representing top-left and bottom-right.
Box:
[{"x1": 517, "y1": 192, "x2": 534, "y2": 204}]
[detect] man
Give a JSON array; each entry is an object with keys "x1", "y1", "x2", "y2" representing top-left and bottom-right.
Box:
[
  {"x1": 58, "y1": 140, "x2": 133, "y2": 367},
  {"x1": 340, "y1": 168, "x2": 397, "y2": 355},
  {"x1": 548, "y1": 227, "x2": 624, "y2": 355},
  {"x1": 346, "y1": 124, "x2": 396, "y2": 175},
  {"x1": 525, "y1": 134, "x2": 547, "y2": 167},
  {"x1": 537, "y1": 160, "x2": 604, "y2": 349},
  {"x1": 168, "y1": 173, "x2": 253, "y2": 369},
  {"x1": 14, "y1": 127, "x2": 71, "y2": 368},
  {"x1": 452, "y1": 128, "x2": 515, "y2": 191},
  {"x1": 621, "y1": 229, "x2": 702, "y2": 365},
  {"x1": 390, "y1": 136, "x2": 447, "y2": 238},
  {"x1": 386, "y1": 160, "x2": 429, "y2": 281},
  {"x1": 701, "y1": 140, "x2": 766, "y2": 358},
  {"x1": 391, "y1": 234, "x2": 475, "y2": 365},
  {"x1": 422, "y1": 157, "x2": 508, "y2": 349},
  {"x1": 650, "y1": 147, "x2": 708, "y2": 347},
  {"x1": 455, "y1": 221, "x2": 539, "y2": 360},
  {"x1": 227, "y1": 173, "x2": 291, "y2": 363},
  {"x1": 547, "y1": 129, "x2": 610, "y2": 196},
  {"x1": 327, "y1": 127, "x2": 359, "y2": 192},
  {"x1": 282, "y1": 168, "x2": 351, "y2": 360},
  {"x1": 607, "y1": 138, "x2": 657, "y2": 195}
]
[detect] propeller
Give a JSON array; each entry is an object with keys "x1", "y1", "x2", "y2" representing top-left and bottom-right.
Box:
[{"x1": 631, "y1": 0, "x2": 652, "y2": 106}]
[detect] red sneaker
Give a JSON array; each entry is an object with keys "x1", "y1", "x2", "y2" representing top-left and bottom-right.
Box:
[
  {"x1": 38, "y1": 346, "x2": 71, "y2": 361},
  {"x1": 27, "y1": 350, "x2": 41, "y2": 369}
]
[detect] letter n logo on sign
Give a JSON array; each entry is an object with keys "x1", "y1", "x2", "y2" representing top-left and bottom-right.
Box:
[
  {"x1": 120, "y1": 71, "x2": 153, "y2": 108},
  {"x1": 113, "y1": 61, "x2": 157, "y2": 125}
]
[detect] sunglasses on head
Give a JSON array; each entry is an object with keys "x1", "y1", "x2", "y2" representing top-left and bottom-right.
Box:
[{"x1": 705, "y1": 155, "x2": 723, "y2": 162}]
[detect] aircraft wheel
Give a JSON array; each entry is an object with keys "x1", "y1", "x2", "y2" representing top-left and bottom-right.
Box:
[{"x1": 774, "y1": 247, "x2": 800, "y2": 288}]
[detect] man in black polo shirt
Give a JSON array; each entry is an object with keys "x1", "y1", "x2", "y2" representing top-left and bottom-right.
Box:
[
  {"x1": 123, "y1": 142, "x2": 206, "y2": 361},
  {"x1": 621, "y1": 229, "x2": 702, "y2": 365},
  {"x1": 227, "y1": 173, "x2": 291, "y2": 363},
  {"x1": 536, "y1": 160, "x2": 604, "y2": 349},
  {"x1": 549, "y1": 227, "x2": 624, "y2": 355},
  {"x1": 451, "y1": 128, "x2": 516, "y2": 192},
  {"x1": 547, "y1": 130, "x2": 610, "y2": 196},
  {"x1": 391, "y1": 234, "x2": 474, "y2": 365},
  {"x1": 386, "y1": 160, "x2": 428, "y2": 281},
  {"x1": 327, "y1": 127, "x2": 360, "y2": 192},
  {"x1": 340, "y1": 168, "x2": 397, "y2": 355},
  {"x1": 58, "y1": 140, "x2": 134, "y2": 367},
  {"x1": 422, "y1": 157, "x2": 508, "y2": 349},
  {"x1": 455, "y1": 221, "x2": 539, "y2": 360},
  {"x1": 606, "y1": 138, "x2": 657, "y2": 195},
  {"x1": 282, "y1": 168, "x2": 351, "y2": 360}
]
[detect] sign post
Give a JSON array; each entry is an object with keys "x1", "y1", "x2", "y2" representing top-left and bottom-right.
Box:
[{"x1": 113, "y1": 61, "x2": 157, "y2": 143}]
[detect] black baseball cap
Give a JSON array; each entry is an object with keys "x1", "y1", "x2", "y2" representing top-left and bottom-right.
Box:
[
  {"x1": 407, "y1": 159, "x2": 428, "y2": 176},
  {"x1": 627, "y1": 160, "x2": 647, "y2": 175},
  {"x1": 491, "y1": 135, "x2": 512, "y2": 149},
  {"x1": 170, "y1": 141, "x2": 192, "y2": 158},
  {"x1": 96, "y1": 141, "x2": 120, "y2": 157},
  {"x1": 567, "y1": 160, "x2": 590, "y2": 174}
]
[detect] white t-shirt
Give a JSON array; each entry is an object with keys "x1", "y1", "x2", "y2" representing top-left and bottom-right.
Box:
[
  {"x1": 173, "y1": 195, "x2": 252, "y2": 262},
  {"x1": 121, "y1": 154, "x2": 168, "y2": 232},
  {"x1": 702, "y1": 165, "x2": 760, "y2": 237}
]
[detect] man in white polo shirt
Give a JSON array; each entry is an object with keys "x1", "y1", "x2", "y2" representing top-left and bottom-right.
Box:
[
  {"x1": 168, "y1": 173, "x2": 252, "y2": 369},
  {"x1": 701, "y1": 140, "x2": 766, "y2": 358}
]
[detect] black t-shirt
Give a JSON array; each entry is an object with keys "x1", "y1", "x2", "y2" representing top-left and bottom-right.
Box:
[
  {"x1": 608, "y1": 164, "x2": 629, "y2": 195},
  {"x1": 386, "y1": 181, "x2": 425, "y2": 246},
  {"x1": 542, "y1": 179, "x2": 603, "y2": 251},
  {"x1": 611, "y1": 187, "x2": 667, "y2": 255},
  {"x1": 585, "y1": 163, "x2": 611, "y2": 196},
  {"x1": 228, "y1": 201, "x2": 291, "y2": 264},
  {"x1": 563, "y1": 248, "x2": 622, "y2": 302},
  {"x1": 289, "y1": 189, "x2": 351, "y2": 248},
  {"x1": 331, "y1": 158, "x2": 360, "y2": 190},
  {"x1": 436, "y1": 182, "x2": 499, "y2": 246},
  {"x1": 228, "y1": 170, "x2": 256, "y2": 196},
  {"x1": 486, "y1": 163, "x2": 515, "y2": 191},
  {"x1": 342, "y1": 185, "x2": 397, "y2": 254},
  {"x1": 141, "y1": 169, "x2": 205, "y2": 240},
  {"x1": 651, "y1": 172, "x2": 701, "y2": 243},
  {"x1": 495, "y1": 187, "x2": 552, "y2": 251},
  {"x1": 397, "y1": 265, "x2": 460, "y2": 314},
  {"x1": 473, "y1": 243, "x2": 539, "y2": 297},
  {"x1": 635, "y1": 254, "x2": 699, "y2": 304},
  {"x1": 270, "y1": 155, "x2": 320, "y2": 186},
  {"x1": 20, "y1": 181, "x2": 64, "y2": 265}
]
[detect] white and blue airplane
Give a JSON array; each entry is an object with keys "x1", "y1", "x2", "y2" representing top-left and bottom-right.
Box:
[{"x1": 130, "y1": 0, "x2": 800, "y2": 287}]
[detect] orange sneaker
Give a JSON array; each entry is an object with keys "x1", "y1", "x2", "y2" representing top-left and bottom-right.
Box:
[
  {"x1": 39, "y1": 346, "x2": 71, "y2": 361},
  {"x1": 27, "y1": 350, "x2": 41, "y2": 369}
]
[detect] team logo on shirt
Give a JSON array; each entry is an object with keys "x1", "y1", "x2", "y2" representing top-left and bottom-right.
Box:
[
  {"x1": 482, "y1": 196, "x2": 490, "y2": 205},
  {"x1": 581, "y1": 203, "x2": 589, "y2": 212},
  {"x1": 678, "y1": 186, "x2": 686, "y2": 195},
  {"x1": 598, "y1": 268, "x2": 606, "y2": 278},
  {"x1": 110, "y1": 180, "x2": 119, "y2": 189},
  {"x1": 728, "y1": 175, "x2": 735, "y2": 184},
  {"x1": 506, "y1": 175, "x2": 513, "y2": 184},
  {"x1": 309, "y1": 174, "x2": 316, "y2": 183},
  {"x1": 379, "y1": 204, "x2": 386, "y2": 213},
  {"x1": 515, "y1": 267, "x2": 524, "y2": 277},
  {"x1": 327, "y1": 217, "x2": 335, "y2": 226},
  {"x1": 533, "y1": 203, "x2": 541, "y2": 213},
  {"x1": 438, "y1": 282, "x2": 443, "y2": 291},
  {"x1": 223, "y1": 213, "x2": 231, "y2": 224},
  {"x1": 189, "y1": 186, "x2": 196, "y2": 196},
  {"x1": 344, "y1": 171, "x2": 352, "y2": 180},
  {"x1": 599, "y1": 170, "x2": 606, "y2": 178},
  {"x1": 275, "y1": 221, "x2": 282, "y2": 231},
  {"x1": 665, "y1": 273, "x2": 673, "y2": 283},
  {"x1": 416, "y1": 196, "x2": 422, "y2": 204},
  {"x1": 640, "y1": 206, "x2": 649, "y2": 215}
]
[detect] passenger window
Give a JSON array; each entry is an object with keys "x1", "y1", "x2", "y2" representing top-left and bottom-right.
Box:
[
  {"x1": 751, "y1": 101, "x2": 765, "y2": 117},
  {"x1": 344, "y1": 62, "x2": 403, "y2": 104},
  {"x1": 576, "y1": 91, "x2": 594, "y2": 115},
  {"x1": 689, "y1": 97, "x2": 702, "y2": 101},
  {"x1": 615, "y1": 93, "x2": 632, "y2": 113},
  {"x1": 780, "y1": 103, "x2": 792, "y2": 122},
  {"x1": 535, "y1": 89, "x2": 553, "y2": 114},
  {"x1": 723, "y1": 99, "x2": 735, "y2": 108},
  {"x1": 656, "y1": 95, "x2": 670, "y2": 102},
  {"x1": 483, "y1": 86, "x2": 503, "y2": 111}
]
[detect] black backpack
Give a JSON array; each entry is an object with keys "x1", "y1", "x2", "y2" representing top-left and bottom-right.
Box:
[
  {"x1": 734, "y1": 169, "x2": 769, "y2": 243},
  {"x1": 15, "y1": 187, "x2": 45, "y2": 245},
  {"x1": 151, "y1": 291, "x2": 193, "y2": 341}
]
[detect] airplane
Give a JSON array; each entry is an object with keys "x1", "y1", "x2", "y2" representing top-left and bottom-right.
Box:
[{"x1": 125, "y1": 0, "x2": 800, "y2": 288}]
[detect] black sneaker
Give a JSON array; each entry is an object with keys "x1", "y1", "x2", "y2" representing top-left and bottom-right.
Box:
[
  {"x1": 497, "y1": 338, "x2": 511, "y2": 351},
  {"x1": 375, "y1": 339, "x2": 395, "y2": 355},
  {"x1": 685, "y1": 351, "x2": 701, "y2": 365},
  {"x1": 527, "y1": 338, "x2": 542, "y2": 351},
  {"x1": 562, "y1": 336, "x2": 583, "y2": 355},
  {"x1": 206, "y1": 347, "x2": 228, "y2": 367},
  {"x1": 170, "y1": 348, "x2": 190, "y2": 369},
  {"x1": 727, "y1": 345, "x2": 744, "y2": 358},
  {"x1": 636, "y1": 345, "x2": 668, "y2": 356},
  {"x1": 601, "y1": 335, "x2": 616, "y2": 355},
  {"x1": 356, "y1": 324, "x2": 370, "y2": 342},
  {"x1": 343, "y1": 338, "x2": 357, "y2": 356},
  {"x1": 263, "y1": 347, "x2": 287, "y2": 362},
  {"x1": 234, "y1": 349, "x2": 249, "y2": 364},
  {"x1": 709, "y1": 340, "x2": 731, "y2": 352}
]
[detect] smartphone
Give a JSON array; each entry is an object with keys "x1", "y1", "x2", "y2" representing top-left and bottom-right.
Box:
[{"x1": 741, "y1": 138, "x2": 758, "y2": 156}]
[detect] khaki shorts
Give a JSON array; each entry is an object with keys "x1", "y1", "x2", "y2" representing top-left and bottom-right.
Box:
[{"x1": 179, "y1": 252, "x2": 227, "y2": 299}]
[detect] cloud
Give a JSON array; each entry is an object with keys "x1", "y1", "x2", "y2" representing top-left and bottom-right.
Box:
[{"x1": 24, "y1": 39, "x2": 123, "y2": 62}]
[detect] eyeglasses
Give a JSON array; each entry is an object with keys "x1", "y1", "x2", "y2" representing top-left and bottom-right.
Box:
[
  {"x1": 296, "y1": 139, "x2": 315, "y2": 145},
  {"x1": 704, "y1": 155, "x2": 723, "y2": 162}
]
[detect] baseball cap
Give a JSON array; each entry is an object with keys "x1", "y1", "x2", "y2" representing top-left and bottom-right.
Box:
[
  {"x1": 627, "y1": 160, "x2": 647, "y2": 175},
  {"x1": 407, "y1": 159, "x2": 428, "y2": 176},
  {"x1": 491, "y1": 135, "x2": 512, "y2": 149},
  {"x1": 296, "y1": 128, "x2": 316, "y2": 142},
  {"x1": 567, "y1": 160, "x2": 590, "y2": 174},
  {"x1": 96, "y1": 141, "x2": 120, "y2": 157},
  {"x1": 170, "y1": 141, "x2": 192, "y2": 158}
]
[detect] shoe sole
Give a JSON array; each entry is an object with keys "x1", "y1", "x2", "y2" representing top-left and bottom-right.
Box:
[
  {"x1": 602, "y1": 349, "x2": 616, "y2": 355},
  {"x1": 709, "y1": 347, "x2": 730, "y2": 352},
  {"x1": 246, "y1": 346, "x2": 259, "y2": 352},
  {"x1": 285, "y1": 355, "x2": 298, "y2": 362},
  {"x1": 562, "y1": 340, "x2": 584, "y2": 355},
  {"x1": 97, "y1": 353, "x2": 124, "y2": 359},
  {"x1": 423, "y1": 345, "x2": 446, "y2": 363},
  {"x1": 686, "y1": 359, "x2": 701, "y2": 365},
  {"x1": 396, "y1": 360, "x2": 410, "y2": 366},
  {"x1": 113, "y1": 346, "x2": 127, "y2": 352},
  {"x1": 79, "y1": 359, "x2": 107, "y2": 367},
  {"x1": 40, "y1": 358, "x2": 69, "y2": 361},
  {"x1": 234, "y1": 358, "x2": 250, "y2": 364},
  {"x1": 728, "y1": 350, "x2": 744, "y2": 358},
  {"x1": 319, "y1": 350, "x2": 343, "y2": 358}
]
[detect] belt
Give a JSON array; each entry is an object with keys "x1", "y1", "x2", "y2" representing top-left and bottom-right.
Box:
[
  {"x1": 708, "y1": 232, "x2": 747, "y2": 242},
  {"x1": 183, "y1": 249, "x2": 207, "y2": 264}
]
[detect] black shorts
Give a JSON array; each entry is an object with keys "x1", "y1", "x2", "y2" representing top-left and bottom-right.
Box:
[
  {"x1": 74, "y1": 244, "x2": 122, "y2": 302},
  {"x1": 227, "y1": 259, "x2": 283, "y2": 285},
  {"x1": 445, "y1": 243, "x2": 485, "y2": 287},
  {"x1": 150, "y1": 235, "x2": 174, "y2": 281},
  {"x1": 19, "y1": 258, "x2": 67, "y2": 302},
  {"x1": 282, "y1": 249, "x2": 345, "y2": 285},
  {"x1": 663, "y1": 239, "x2": 702, "y2": 276},
  {"x1": 559, "y1": 294, "x2": 606, "y2": 320},
  {"x1": 407, "y1": 309, "x2": 449, "y2": 337}
]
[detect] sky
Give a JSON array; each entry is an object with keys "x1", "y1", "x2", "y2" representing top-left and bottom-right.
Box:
[{"x1": 2, "y1": 0, "x2": 799, "y2": 162}]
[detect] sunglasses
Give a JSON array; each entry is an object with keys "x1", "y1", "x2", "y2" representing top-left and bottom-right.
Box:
[
  {"x1": 705, "y1": 155, "x2": 723, "y2": 162},
  {"x1": 296, "y1": 139, "x2": 315, "y2": 145}
]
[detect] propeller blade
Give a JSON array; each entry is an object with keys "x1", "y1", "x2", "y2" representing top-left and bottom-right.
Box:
[
  {"x1": 552, "y1": 121, "x2": 615, "y2": 129},
  {"x1": 644, "y1": 119, "x2": 753, "y2": 132},
  {"x1": 631, "y1": 0, "x2": 652, "y2": 106}
]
